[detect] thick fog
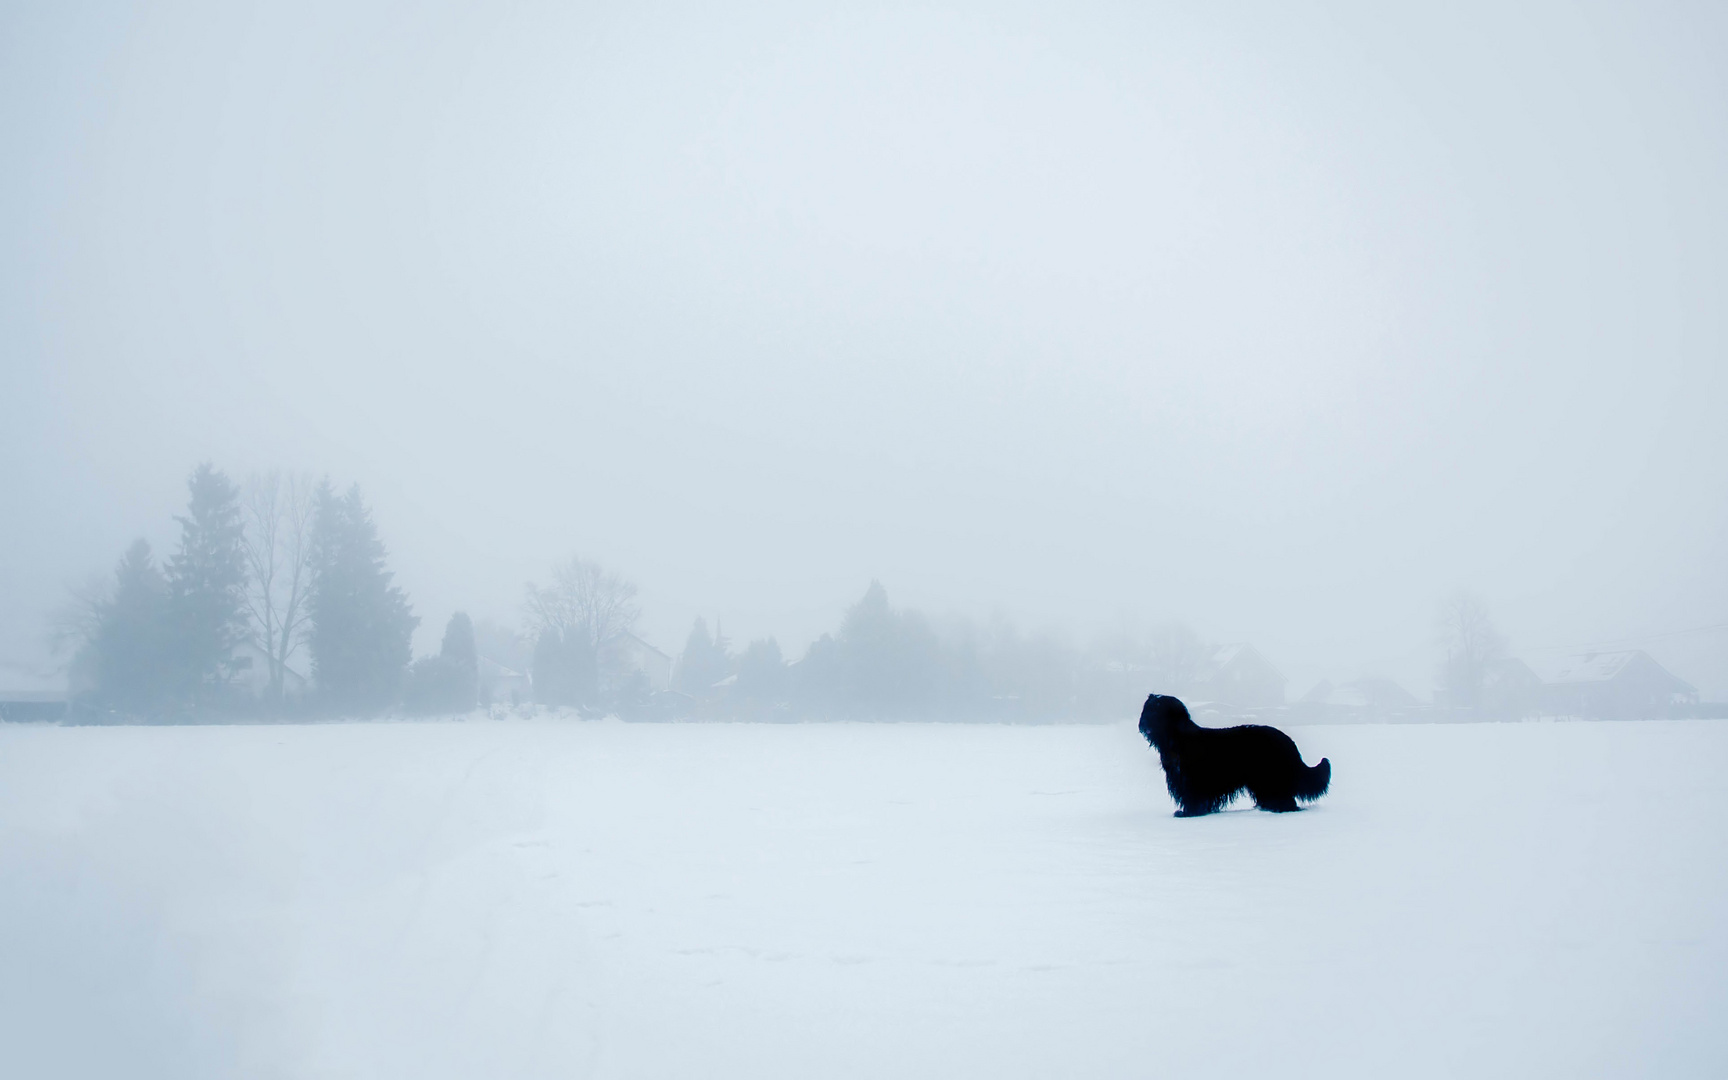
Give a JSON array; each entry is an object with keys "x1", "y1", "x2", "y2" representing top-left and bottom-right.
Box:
[{"x1": 3, "y1": 0, "x2": 1725, "y2": 700}]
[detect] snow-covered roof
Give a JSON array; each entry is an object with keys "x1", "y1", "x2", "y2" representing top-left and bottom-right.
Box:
[
  {"x1": 1208, "y1": 643, "x2": 1285, "y2": 684},
  {"x1": 1301, "y1": 678, "x2": 1417, "y2": 708},
  {"x1": 1487, "y1": 658, "x2": 1542, "y2": 685},
  {"x1": 621, "y1": 632, "x2": 670, "y2": 661},
  {"x1": 1537, "y1": 650, "x2": 1693, "y2": 692},
  {"x1": 1544, "y1": 651, "x2": 1637, "y2": 684},
  {"x1": 1520, "y1": 642, "x2": 1693, "y2": 694},
  {"x1": 479, "y1": 656, "x2": 526, "y2": 679}
]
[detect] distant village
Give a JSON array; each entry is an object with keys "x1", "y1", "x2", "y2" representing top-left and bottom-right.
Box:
[
  {"x1": 0, "y1": 625, "x2": 1706, "y2": 726},
  {"x1": 1108, "y1": 642, "x2": 1703, "y2": 727},
  {"x1": 0, "y1": 465, "x2": 1713, "y2": 726}
]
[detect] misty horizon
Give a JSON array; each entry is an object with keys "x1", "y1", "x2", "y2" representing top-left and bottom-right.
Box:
[{"x1": 4, "y1": 1, "x2": 1725, "y2": 701}]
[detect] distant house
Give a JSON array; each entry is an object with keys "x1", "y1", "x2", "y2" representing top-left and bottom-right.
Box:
[
  {"x1": 1195, "y1": 643, "x2": 1286, "y2": 708},
  {"x1": 227, "y1": 641, "x2": 310, "y2": 700},
  {"x1": 614, "y1": 633, "x2": 673, "y2": 693},
  {"x1": 0, "y1": 660, "x2": 69, "y2": 722},
  {"x1": 1297, "y1": 677, "x2": 1420, "y2": 722},
  {"x1": 1482, "y1": 658, "x2": 1544, "y2": 718},
  {"x1": 479, "y1": 657, "x2": 532, "y2": 706},
  {"x1": 1537, "y1": 650, "x2": 1697, "y2": 719}
]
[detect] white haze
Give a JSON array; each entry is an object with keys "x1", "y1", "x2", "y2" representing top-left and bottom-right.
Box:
[{"x1": 2, "y1": 0, "x2": 1725, "y2": 697}]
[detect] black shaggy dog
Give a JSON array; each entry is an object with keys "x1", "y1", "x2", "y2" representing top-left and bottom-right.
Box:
[{"x1": 1139, "y1": 694, "x2": 1330, "y2": 816}]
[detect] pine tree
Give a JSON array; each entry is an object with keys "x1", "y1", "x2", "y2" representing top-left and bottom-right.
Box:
[
  {"x1": 734, "y1": 637, "x2": 786, "y2": 712},
  {"x1": 405, "y1": 612, "x2": 480, "y2": 714},
  {"x1": 676, "y1": 616, "x2": 732, "y2": 696},
  {"x1": 441, "y1": 611, "x2": 478, "y2": 700},
  {"x1": 165, "y1": 463, "x2": 248, "y2": 703},
  {"x1": 791, "y1": 632, "x2": 842, "y2": 718},
  {"x1": 531, "y1": 627, "x2": 595, "y2": 708},
  {"x1": 834, "y1": 580, "x2": 942, "y2": 718},
  {"x1": 307, "y1": 481, "x2": 418, "y2": 713},
  {"x1": 86, "y1": 539, "x2": 172, "y2": 713}
]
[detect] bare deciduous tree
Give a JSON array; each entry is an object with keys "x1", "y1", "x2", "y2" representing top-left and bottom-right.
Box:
[
  {"x1": 524, "y1": 556, "x2": 641, "y2": 652},
  {"x1": 524, "y1": 557, "x2": 642, "y2": 708},
  {"x1": 242, "y1": 471, "x2": 316, "y2": 704},
  {"x1": 1437, "y1": 588, "x2": 1507, "y2": 713},
  {"x1": 48, "y1": 572, "x2": 112, "y2": 658}
]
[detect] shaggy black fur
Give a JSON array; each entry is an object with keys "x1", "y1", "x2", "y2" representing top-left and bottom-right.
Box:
[{"x1": 1138, "y1": 694, "x2": 1330, "y2": 816}]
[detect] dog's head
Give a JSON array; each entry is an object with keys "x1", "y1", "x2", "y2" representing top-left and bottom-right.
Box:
[{"x1": 1138, "y1": 694, "x2": 1191, "y2": 750}]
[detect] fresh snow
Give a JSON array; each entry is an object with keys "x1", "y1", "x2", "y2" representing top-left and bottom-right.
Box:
[{"x1": 2, "y1": 719, "x2": 1725, "y2": 1079}]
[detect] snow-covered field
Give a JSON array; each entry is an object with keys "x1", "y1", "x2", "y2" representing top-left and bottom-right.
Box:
[{"x1": 1, "y1": 718, "x2": 1724, "y2": 1079}]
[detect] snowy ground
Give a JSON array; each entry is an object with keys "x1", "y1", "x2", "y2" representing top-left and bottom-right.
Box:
[{"x1": 1, "y1": 718, "x2": 1724, "y2": 1079}]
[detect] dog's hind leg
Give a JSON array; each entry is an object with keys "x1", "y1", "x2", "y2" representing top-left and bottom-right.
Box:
[{"x1": 1250, "y1": 789, "x2": 1300, "y2": 813}]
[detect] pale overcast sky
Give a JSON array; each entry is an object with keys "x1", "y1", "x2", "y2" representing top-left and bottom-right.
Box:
[{"x1": 3, "y1": 0, "x2": 1725, "y2": 697}]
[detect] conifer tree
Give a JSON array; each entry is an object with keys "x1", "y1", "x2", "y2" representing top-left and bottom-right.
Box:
[
  {"x1": 833, "y1": 580, "x2": 942, "y2": 718},
  {"x1": 531, "y1": 627, "x2": 595, "y2": 708},
  {"x1": 405, "y1": 612, "x2": 480, "y2": 714},
  {"x1": 676, "y1": 616, "x2": 732, "y2": 696},
  {"x1": 165, "y1": 463, "x2": 248, "y2": 702},
  {"x1": 87, "y1": 539, "x2": 172, "y2": 713},
  {"x1": 733, "y1": 637, "x2": 786, "y2": 712},
  {"x1": 441, "y1": 611, "x2": 478, "y2": 698},
  {"x1": 307, "y1": 481, "x2": 418, "y2": 712}
]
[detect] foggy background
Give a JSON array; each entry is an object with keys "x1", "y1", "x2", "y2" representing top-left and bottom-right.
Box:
[{"x1": 3, "y1": 0, "x2": 1725, "y2": 700}]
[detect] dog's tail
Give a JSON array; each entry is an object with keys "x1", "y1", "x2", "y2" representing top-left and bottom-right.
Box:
[{"x1": 1294, "y1": 757, "x2": 1330, "y2": 802}]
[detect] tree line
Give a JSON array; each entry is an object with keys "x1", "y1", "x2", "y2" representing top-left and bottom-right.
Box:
[
  {"x1": 61, "y1": 464, "x2": 473, "y2": 720},
  {"x1": 500, "y1": 562, "x2": 1147, "y2": 723},
  {"x1": 636, "y1": 582, "x2": 1216, "y2": 723},
  {"x1": 62, "y1": 465, "x2": 1525, "y2": 724},
  {"x1": 56, "y1": 463, "x2": 1227, "y2": 723}
]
